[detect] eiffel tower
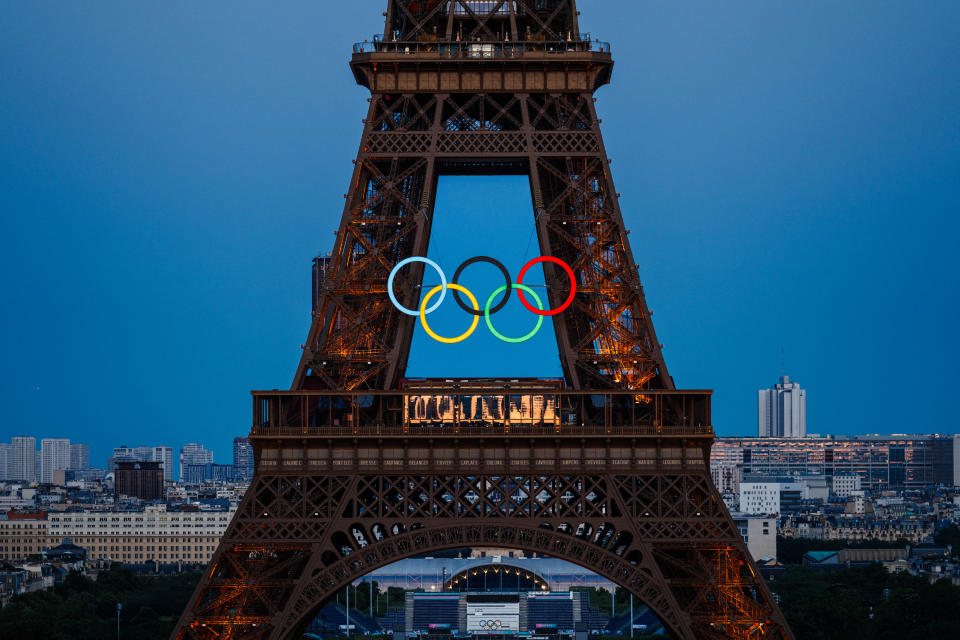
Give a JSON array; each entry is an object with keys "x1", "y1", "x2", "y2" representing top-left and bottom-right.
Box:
[{"x1": 172, "y1": 2, "x2": 794, "y2": 639}]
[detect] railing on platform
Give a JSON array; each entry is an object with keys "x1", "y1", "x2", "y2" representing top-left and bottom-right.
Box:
[
  {"x1": 251, "y1": 389, "x2": 711, "y2": 437},
  {"x1": 352, "y1": 36, "x2": 610, "y2": 57}
]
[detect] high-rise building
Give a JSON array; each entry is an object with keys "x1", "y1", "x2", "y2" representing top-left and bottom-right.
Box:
[
  {"x1": 151, "y1": 446, "x2": 175, "y2": 482},
  {"x1": 40, "y1": 438, "x2": 71, "y2": 484},
  {"x1": 11, "y1": 436, "x2": 36, "y2": 483},
  {"x1": 233, "y1": 437, "x2": 254, "y2": 481},
  {"x1": 114, "y1": 461, "x2": 165, "y2": 501},
  {"x1": 133, "y1": 446, "x2": 154, "y2": 461},
  {"x1": 34, "y1": 450, "x2": 41, "y2": 482},
  {"x1": 107, "y1": 445, "x2": 174, "y2": 481},
  {"x1": 180, "y1": 443, "x2": 214, "y2": 481},
  {"x1": 69, "y1": 443, "x2": 90, "y2": 470},
  {"x1": 0, "y1": 444, "x2": 11, "y2": 480},
  {"x1": 758, "y1": 375, "x2": 806, "y2": 438},
  {"x1": 108, "y1": 446, "x2": 137, "y2": 473}
]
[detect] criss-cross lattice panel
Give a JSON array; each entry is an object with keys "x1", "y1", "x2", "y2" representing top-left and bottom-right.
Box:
[
  {"x1": 364, "y1": 132, "x2": 433, "y2": 154},
  {"x1": 370, "y1": 94, "x2": 437, "y2": 132},
  {"x1": 532, "y1": 131, "x2": 600, "y2": 154},
  {"x1": 436, "y1": 131, "x2": 527, "y2": 154}
]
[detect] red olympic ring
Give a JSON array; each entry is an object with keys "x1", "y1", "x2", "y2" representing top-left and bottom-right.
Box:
[{"x1": 516, "y1": 256, "x2": 577, "y2": 316}]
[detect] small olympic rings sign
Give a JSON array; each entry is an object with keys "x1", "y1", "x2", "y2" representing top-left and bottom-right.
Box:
[
  {"x1": 387, "y1": 255, "x2": 576, "y2": 344},
  {"x1": 479, "y1": 619, "x2": 503, "y2": 630}
]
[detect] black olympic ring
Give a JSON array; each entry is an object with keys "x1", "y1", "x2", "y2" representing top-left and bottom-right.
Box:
[{"x1": 451, "y1": 256, "x2": 512, "y2": 317}]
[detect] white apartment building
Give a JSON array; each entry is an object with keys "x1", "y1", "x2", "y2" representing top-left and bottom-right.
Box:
[
  {"x1": 11, "y1": 437, "x2": 36, "y2": 483},
  {"x1": 69, "y1": 443, "x2": 89, "y2": 470},
  {"x1": 711, "y1": 463, "x2": 741, "y2": 494},
  {"x1": 740, "y1": 482, "x2": 782, "y2": 515},
  {"x1": 758, "y1": 375, "x2": 806, "y2": 438},
  {"x1": 152, "y1": 446, "x2": 175, "y2": 482},
  {"x1": 832, "y1": 474, "x2": 862, "y2": 498},
  {"x1": 0, "y1": 444, "x2": 10, "y2": 480},
  {"x1": 731, "y1": 514, "x2": 777, "y2": 561},
  {"x1": 0, "y1": 506, "x2": 236, "y2": 564},
  {"x1": 179, "y1": 444, "x2": 214, "y2": 481},
  {"x1": 40, "y1": 438, "x2": 71, "y2": 484}
]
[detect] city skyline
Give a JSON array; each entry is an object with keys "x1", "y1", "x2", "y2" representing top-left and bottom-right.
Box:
[{"x1": 1, "y1": 1, "x2": 958, "y2": 458}]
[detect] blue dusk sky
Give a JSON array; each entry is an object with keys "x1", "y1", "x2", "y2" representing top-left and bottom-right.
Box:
[{"x1": 1, "y1": 1, "x2": 958, "y2": 467}]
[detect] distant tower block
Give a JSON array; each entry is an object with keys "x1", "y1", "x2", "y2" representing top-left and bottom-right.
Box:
[{"x1": 758, "y1": 375, "x2": 807, "y2": 438}]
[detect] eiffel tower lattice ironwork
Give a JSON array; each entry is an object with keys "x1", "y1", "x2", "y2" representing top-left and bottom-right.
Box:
[{"x1": 172, "y1": 2, "x2": 794, "y2": 639}]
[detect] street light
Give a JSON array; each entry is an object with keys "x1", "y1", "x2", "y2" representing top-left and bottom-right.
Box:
[{"x1": 116, "y1": 603, "x2": 122, "y2": 639}]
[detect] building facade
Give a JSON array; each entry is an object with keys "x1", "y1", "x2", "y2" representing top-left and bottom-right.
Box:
[
  {"x1": 69, "y1": 443, "x2": 89, "y2": 471},
  {"x1": 832, "y1": 474, "x2": 862, "y2": 497},
  {"x1": 0, "y1": 445, "x2": 10, "y2": 480},
  {"x1": 152, "y1": 446, "x2": 175, "y2": 482},
  {"x1": 40, "y1": 439, "x2": 71, "y2": 484},
  {"x1": 711, "y1": 463, "x2": 741, "y2": 494},
  {"x1": 758, "y1": 375, "x2": 806, "y2": 438},
  {"x1": 179, "y1": 443, "x2": 213, "y2": 481},
  {"x1": 183, "y1": 463, "x2": 233, "y2": 484},
  {"x1": 731, "y1": 514, "x2": 777, "y2": 561},
  {"x1": 11, "y1": 437, "x2": 36, "y2": 483},
  {"x1": 114, "y1": 461, "x2": 165, "y2": 501},
  {"x1": 108, "y1": 446, "x2": 137, "y2": 473},
  {"x1": 713, "y1": 435, "x2": 960, "y2": 491},
  {"x1": 233, "y1": 437, "x2": 254, "y2": 481},
  {"x1": 740, "y1": 482, "x2": 782, "y2": 516},
  {"x1": 0, "y1": 506, "x2": 235, "y2": 564},
  {"x1": 0, "y1": 511, "x2": 47, "y2": 560}
]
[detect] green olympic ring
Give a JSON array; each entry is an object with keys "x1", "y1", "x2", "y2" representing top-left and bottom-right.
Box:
[{"x1": 484, "y1": 283, "x2": 544, "y2": 344}]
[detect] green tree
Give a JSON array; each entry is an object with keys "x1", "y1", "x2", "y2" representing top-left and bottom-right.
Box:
[
  {"x1": 0, "y1": 567, "x2": 199, "y2": 640},
  {"x1": 933, "y1": 524, "x2": 960, "y2": 557},
  {"x1": 386, "y1": 586, "x2": 405, "y2": 609},
  {"x1": 770, "y1": 563, "x2": 960, "y2": 640}
]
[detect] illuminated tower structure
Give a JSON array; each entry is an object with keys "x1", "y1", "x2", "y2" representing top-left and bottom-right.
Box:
[{"x1": 172, "y1": 2, "x2": 794, "y2": 639}]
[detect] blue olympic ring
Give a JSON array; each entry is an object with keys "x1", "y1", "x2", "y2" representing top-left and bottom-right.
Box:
[{"x1": 387, "y1": 256, "x2": 447, "y2": 316}]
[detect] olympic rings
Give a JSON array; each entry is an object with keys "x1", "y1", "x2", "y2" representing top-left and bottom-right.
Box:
[
  {"x1": 386, "y1": 254, "x2": 576, "y2": 343},
  {"x1": 387, "y1": 256, "x2": 447, "y2": 316},
  {"x1": 452, "y1": 256, "x2": 511, "y2": 316},
  {"x1": 419, "y1": 284, "x2": 480, "y2": 344},
  {"x1": 485, "y1": 284, "x2": 544, "y2": 343},
  {"x1": 516, "y1": 256, "x2": 577, "y2": 316}
]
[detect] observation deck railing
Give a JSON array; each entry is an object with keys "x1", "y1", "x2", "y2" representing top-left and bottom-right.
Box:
[
  {"x1": 251, "y1": 389, "x2": 711, "y2": 437},
  {"x1": 352, "y1": 34, "x2": 610, "y2": 58}
]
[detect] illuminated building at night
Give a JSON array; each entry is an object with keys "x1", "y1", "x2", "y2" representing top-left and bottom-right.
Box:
[{"x1": 712, "y1": 435, "x2": 960, "y2": 491}]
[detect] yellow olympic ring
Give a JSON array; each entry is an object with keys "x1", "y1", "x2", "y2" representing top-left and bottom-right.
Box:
[{"x1": 419, "y1": 283, "x2": 480, "y2": 344}]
